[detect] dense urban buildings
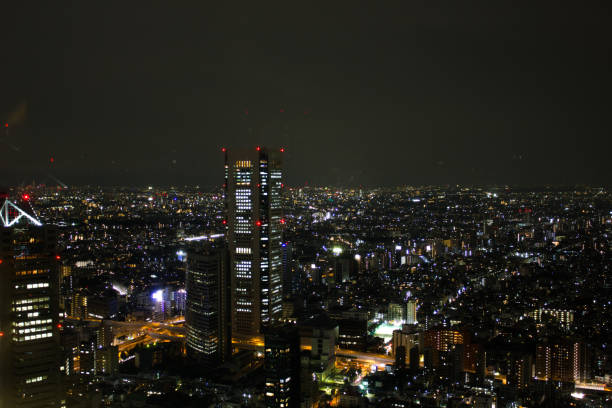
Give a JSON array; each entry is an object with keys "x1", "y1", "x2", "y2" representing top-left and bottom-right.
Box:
[
  {"x1": 0, "y1": 182, "x2": 609, "y2": 407},
  {"x1": 3, "y1": 1, "x2": 610, "y2": 406}
]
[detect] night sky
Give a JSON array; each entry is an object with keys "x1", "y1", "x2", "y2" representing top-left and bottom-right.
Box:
[{"x1": 2, "y1": 2, "x2": 610, "y2": 187}]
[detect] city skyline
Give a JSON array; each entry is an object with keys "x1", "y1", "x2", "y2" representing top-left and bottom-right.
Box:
[
  {"x1": 0, "y1": 179, "x2": 609, "y2": 407},
  {"x1": 0, "y1": 2, "x2": 610, "y2": 407}
]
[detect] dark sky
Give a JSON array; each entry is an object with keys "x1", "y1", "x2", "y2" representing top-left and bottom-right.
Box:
[{"x1": 2, "y1": 1, "x2": 610, "y2": 187}]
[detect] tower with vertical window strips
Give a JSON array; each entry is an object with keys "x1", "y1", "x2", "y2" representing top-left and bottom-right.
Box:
[
  {"x1": 224, "y1": 147, "x2": 284, "y2": 339},
  {"x1": 0, "y1": 193, "x2": 61, "y2": 408}
]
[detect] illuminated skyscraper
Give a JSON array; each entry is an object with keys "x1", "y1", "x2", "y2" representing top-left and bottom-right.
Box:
[
  {"x1": 0, "y1": 194, "x2": 62, "y2": 408},
  {"x1": 185, "y1": 247, "x2": 231, "y2": 365},
  {"x1": 264, "y1": 326, "x2": 300, "y2": 408},
  {"x1": 224, "y1": 147, "x2": 284, "y2": 338},
  {"x1": 406, "y1": 300, "x2": 417, "y2": 325}
]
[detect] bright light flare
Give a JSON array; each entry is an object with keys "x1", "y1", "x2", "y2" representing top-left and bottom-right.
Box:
[{"x1": 152, "y1": 290, "x2": 163, "y2": 302}]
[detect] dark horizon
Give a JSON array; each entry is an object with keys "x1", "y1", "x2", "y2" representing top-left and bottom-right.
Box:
[{"x1": 1, "y1": 2, "x2": 610, "y2": 187}]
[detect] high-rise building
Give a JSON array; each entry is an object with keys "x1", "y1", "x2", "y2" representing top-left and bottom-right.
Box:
[
  {"x1": 0, "y1": 194, "x2": 62, "y2": 408},
  {"x1": 70, "y1": 291, "x2": 88, "y2": 320},
  {"x1": 264, "y1": 325, "x2": 300, "y2": 408},
  {"x1": 528, "y1": 308, "x2": 574, "y2": 329},
  {"x1": 185, "y1": 247, "x2": 231, "y2": 365},
  {"x1": 406, "y1": 300, "x2": 418, "y2": 325},
  {"x1": 298, "y1": 316, "x2": 338, "y2": 404},
  {"x1": 224, "y1": 147, "x2": 284, "y2": 338},
  {"x1": 392, "y1": 328, "x2": 419, "y2": 364},
  {"x1": 387, "y1": 302, "x2": 405, "y2": 322},
  {"x1": 422, "y1": 328, "x2": 470, "y2": 352},
  {"x1": 506, "y1": 352, "x2": 532, "y2": 392},
  {"x1": 535, "y1": 341, "x2": 588, "y2": 383}
]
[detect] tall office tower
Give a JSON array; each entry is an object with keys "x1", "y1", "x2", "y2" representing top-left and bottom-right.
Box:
[
  {"x1": 0, "y1": 194, "x2": 62, "y2": 408},
  {"x1": 406, "y1": 300, "x2": 418, "y2": 325},
  {"x1": 264, "y1": 326, "x2": 300, "y2": 408},
  {"x1": 224, "y1": 147, "x2": 284, "y2": 338},
  {"x1": 185, "y1": 247, "x2": 231, "y2": 365}
]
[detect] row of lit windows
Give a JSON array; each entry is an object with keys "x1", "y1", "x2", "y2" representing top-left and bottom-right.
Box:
[
  {"x1": 14, "y1": 331, "x2": 53, "y2": 342},
  {"x1": 236, "y1": 247, "x2": 251, "y2": 254},
  {"x1": 234, "y1": 160, "x2": 252, "y2": 168},
  {"x1": 13, "y1": 304, "x2": 49, "y2": 312},
  {"x1": 17, "y1": 325, "x2": 51, "y2": 334},
  {"x1": 25, "y1": 375, "x2": 47, "y2": 384},
  {"x1": 13, "y1": 318, "x2": 52, "y2": 327},
  {"x1": 13, "y1": 297, "x2": 50, "y2": 305},
  {"x1": 27, "y1": 282, "x2": 50, "y2": 289},
  {"x1": 15, "y1": 269, "x2": 48, "y2": 276}
]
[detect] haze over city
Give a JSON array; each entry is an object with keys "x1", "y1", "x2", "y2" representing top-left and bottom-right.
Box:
[{"x1": 2, "y1": 2, "x2": 611, "y2": 187}]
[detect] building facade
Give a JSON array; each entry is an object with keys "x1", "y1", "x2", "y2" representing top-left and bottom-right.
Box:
[
  {"x1": 0, "y1": 196, "x2": 62, "y2": 408},
  {"x1": 264, "y1": 326, "x2": 300, "y2": 408},
  {"x1": 224, "y1": 147, "x2": 284, "y2": 338},
  {"x1": 185, "y1": 248, "x2": 231, "y2": 365}
]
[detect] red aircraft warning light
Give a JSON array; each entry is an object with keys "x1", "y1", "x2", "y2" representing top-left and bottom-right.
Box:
[
  {"x1": 256, "y1": 146, "x2": 261, "y2": 151},
  {"x1": 57, "y1": 323, "x2": 63, "y2": 329},
  {"x1": 280, "y1": 147, "x2": 285, "y2": 153},
  {"x1": 222, "y1": 219, "x2": 227, "y2": 225},
  {"x1": 280, "y1": 218, "x2": 286, "y2": 224},
  {"x1": 255, "y1": 220, "x2": 262, "y2": 227},
  {"x1": 55, "y1": 255, "x2": 61, "y2": 260},
  {"x1": 221, "y1": 147, "x2": 227, "y2": 152},
  {"x1": 22, "y1": 194, "x2": 30, "y2": 201}
]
